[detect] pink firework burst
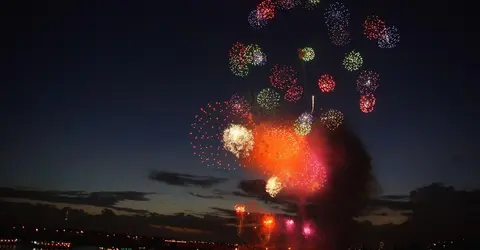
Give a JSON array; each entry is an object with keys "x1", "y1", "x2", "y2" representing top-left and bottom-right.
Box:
[
  {"x1": 303, "y1": 225, "x2": 312, "y2": 237},
  {"x1": 228, "y1": 94, "x2": 251, "y2": 118},
  {"x1": 285, "y1": 219, "x2": 295, "y2": 232},
  {"x1": 318, "y1": 74, "x2": 336, "y2": 93},
  {"x1": 360, "y1": 94, "x2": 376, "y2": 113},
  {"x1": 356, "y1": 70, "x2": 379, "y2": 94},
  {"x1": 284, "y1": 85, "x2": 303, "y2": 103},
  {"x1": 363, "y1": 15, "x2": 386, "y2": 40},
  {"x1": 270, "y1": 64, "x2": 297, "y2": 90},
  {"x1": 190, "y1": 101, "x2": 249, "y2": 170}
]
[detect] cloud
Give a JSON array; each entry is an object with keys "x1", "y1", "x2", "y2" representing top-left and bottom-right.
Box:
[
  {"x1": 380, "y1": 194, "x2": 409, "y2": 200},
  {"x1": 368, "y1": 198, "x2": 412, "y2": 210},
  {"x1": 148, "y1": 171, "x2": 228, "y2": 188},
  {"x1": 0, "y1": 187, "x2": 152, "y2": 214},
  {"x1": 188, "y1": 192, "x2": 224, "y2": 199},
  {"x1": 234, "y1": 179, "x2": 303, "y2": 208}
]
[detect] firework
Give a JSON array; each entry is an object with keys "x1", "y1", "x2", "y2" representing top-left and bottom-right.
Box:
[
  {"x1": 190, "y1": 102, "x2": 248, "y2": 170},
  {"x1": 294, "y1": 121, "x2": 311, "y2": 136},
  {"x1": 263, "y1": 215, "x2": 275, "y2": 229},
  {"x1": 330, "y1": 27, "x2": 351, "y2": 46},
  {"x1": 356, "y1": 70, "x2": 380, "y2": 94},
  {"x1": 298, "y1": 112, "x2": 314, "y2": 125},
  {"x1": 252, "y1": 49, "x2": 267, "y2": 66},
  {"x1": 222, "y1": 124, "x2": 254, "y2": 158},
  {"x1": 302, "y1": 223, "x2": 313, "y2": 238},
  {"x1": 270, "y1": 64, "x2": 297, "y2": 89},
  {"x1": 324, "y1": 2, "x2": 350, "y2": 32},
  {"x1": 293, "y1": 112, "x2": 313, "y2": 136},
  {"x1": 275, "y1": 0, "x2": 300, "y2": 10},
  {"x1": 324, "y1": 2, "x2": 350, "y2": 46},
  {"x1": 235, "y1": 204, "x2": 246, "y2": 235},
  {"x1": 378, "y1": 25, "x2": 400, "y2": 48},
  {"x1": 257, "y1": 88, "x2": 281, "y2": 110},
  {"x1": 320, "y1": 109, "x2": 344, "y2": 130},
  {"x1": 229, "y1": 42, "x2": 249, "y2": 77},
  {"x1": 285, "y1": 219, "x2": 295, "y2": 232},
  {"x1": 235, "y1": 204, "x2": 246, "y2": 214},
  {"x1": 363, "y1": 15, "x2": 386, "y2": 40},
  {"x1": 318, "y1": 74, "x2": 336, "y2": 93},
  {"x1": 228, "y1": 94, "x2": 251, "y2": 118},
  {"x1": 266, "y1": 176, "x2": 284, "y2": 197},
  {"x1": 305, "y1": 0, "x2": 321, "y2": 9},
  {"x1": 283, "y1": 149, "x2": 327, "y2": 193},
  {"x1": 360, "y1": 94, "x2": 376, "y2": 113},
  {"x1": 284, "y1": 85, "x2": 303, "y2": 103},
  {"x1": 311, "y1": 94, "x2": 315, "y2": 113},
  {"x1": 299, "y1": 47, "x2": 315, "y2": 62},
  {"x1": 248, "y1": 9, "x2": 268, "y2": 29},
  {"x1": 244, "y1": 44, "x2": 260, "y2": 65},
  {"x1": 256, "y1": 0, "x2": 275, "y2": 20},
  {"x1": 343, "y1": 50, "x2": 363, "y2": 71},
  {"x1": 251, "y1": 123, "x2": 307, "y2": 175}
]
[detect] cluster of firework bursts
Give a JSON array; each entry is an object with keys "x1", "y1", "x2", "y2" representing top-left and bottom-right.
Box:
[
  {"x1": 233, "y1": 204, "x2": 317, "y2": 243},
  {"x1": 363, "y1": 15, "x2": 400, "y2": 48},
  {"x1": 248, "y1": 0, "x2": 321, "y2": 29},
  {"x1": 191, "y1": 1, "x2": 400, "y2": 243},
  {"x1": 229, "y1": 42, "x2": 267, "y2": 77}
]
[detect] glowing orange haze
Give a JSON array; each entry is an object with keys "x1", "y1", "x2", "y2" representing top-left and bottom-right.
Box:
[
  {"x1": 249, "y1": 122, "x2": 307, "y2": 177},
  {"x1": 243, "y1": 121, "x2": 329, "y2": 195}
]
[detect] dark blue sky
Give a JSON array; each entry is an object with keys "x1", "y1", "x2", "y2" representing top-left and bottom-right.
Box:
[{"x1": 0, "y1": 0, "x2": 476, "y2": 217}]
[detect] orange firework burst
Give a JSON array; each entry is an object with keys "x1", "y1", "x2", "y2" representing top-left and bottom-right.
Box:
[
  {"x1": 235, "y1": 204, "x2": 246, "y2": 214},
  {"x1": 250, "y1": 122, "x2": 307, "y2": 176},
  {"x1": 263, "y1": 215, "x2": 275, "y2": 229},
  {"x1": 234, "y1": 204, "x2": 246, "y2": 236}
]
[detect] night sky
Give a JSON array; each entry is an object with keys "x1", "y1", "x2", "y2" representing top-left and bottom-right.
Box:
[{"x1": 0, "y1": 0, "x2": 476, "y2": 223}]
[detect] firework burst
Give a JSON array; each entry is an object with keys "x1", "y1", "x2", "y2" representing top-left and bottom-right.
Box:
[
  {"x1": 266, "y1": 176, "x2": 284, "y2": 197},
  {"x1": 360, "y1": 94, "x2": 376, "y2": 113},
  {"x1": 356, "y1": 70, "x2": 380, "y2": 94},
  {"x1": 343, "y1": 50, "x2": 363, "y2": 71},
  {"x1": 320, "y1": 109, "x2": 344, "y2": 130},
  {"x1": 257, "y1": 88, "x2": 281, "y2": 110},
  {"x1": 318, "y1": 74, "x2": 336, "y2": 93},
  {"x1": 190, "y1": 102, "x2": 249, "y2": 170},
  {"x1": 378, "y1": 25, "x2": 400, "y2": 48},
  {"x1": 248, "y1": 9, "x2": 268, "y2": 29},
  {"x1": 284, "y1": 85, "x2": 303, "y2": 103},
  {"x1": 299, "y1": 47, "x2": 315, "y2": 62},
  {"x1": 256, "y1": 0, "x2": 276, "y2": 20},
  {"x1": 228, "y1": 94, "x2": 251, "y2": 118},
  {"x1": 222, "y1": 124, "x2": 254, "y2": 158},
  {"x1": 363, "y1": 15, "x2": 386, "y2": 40},
  {"x1": 229, "y1": 42, "x2": 249, "y2": 76},
  {"x1": 270, "y1": 64, "x2": 298, "y2": 90},
  {"x1": 275, "y1": 0, "x2": 300, "y2": 10}
]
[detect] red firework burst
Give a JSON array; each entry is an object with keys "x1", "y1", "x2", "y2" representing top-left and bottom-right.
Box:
[
  {"x1": 363, "y1": 15, "x2": 386, "y2": 40},
  {"x1": 269, "y1": 64, "x2": 297, "y2": 90},
  {"x1": 256, "y1": 0, "x2": 275, "y2": 20},
  {"x1": 360, "y1": 94, "x2": 376, "y2": 113},
  {"x1": 285, "y1": 85, "x2": 303, "y2": 103},
  {"x1": 318, "y1": 74, "x2": 336, "y2": 93}
]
